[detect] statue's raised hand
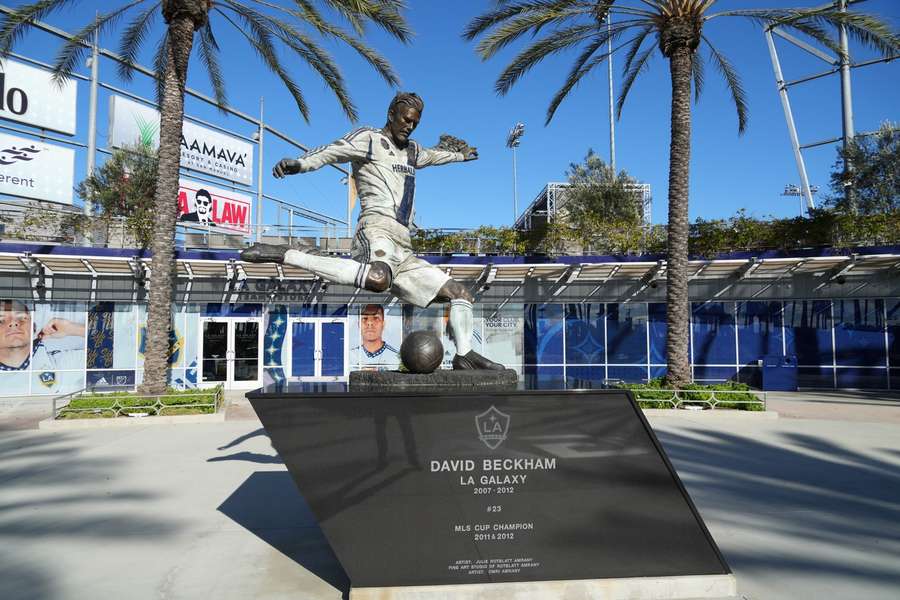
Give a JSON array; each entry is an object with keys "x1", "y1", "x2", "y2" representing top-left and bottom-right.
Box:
[
  {"x1": 436, "y1": 134, "x2": 478, "y2": 161},
  {"x1": 273, "y1": 158, "x2": 301, "y2": 178}
]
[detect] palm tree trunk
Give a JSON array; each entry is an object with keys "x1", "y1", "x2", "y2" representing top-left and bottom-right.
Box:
[
  {"x1": 664, "y1": 48, "x2": 693, "y2": 387},
  {"x1": 139, "y1": 16, "x2": 195, "y2": 394}
]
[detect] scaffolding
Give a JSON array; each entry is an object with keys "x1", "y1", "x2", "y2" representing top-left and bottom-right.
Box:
[{"x1": 514, "y1": 182, "x2": 652, "y2": 231}]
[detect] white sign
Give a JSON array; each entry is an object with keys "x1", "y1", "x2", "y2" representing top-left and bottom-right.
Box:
[
  {"x1": 0, "y1": 132, "x2": 75, "y2": 204},
  {"x1": 0, "y1": 59, "x2": 78, "y2": 135},
  {"x1": 177, "y1": 178, "x2": 252, "y2": 234},
  {"x1": 109, "y1": 95, "x2": 254, "y2": 184}
]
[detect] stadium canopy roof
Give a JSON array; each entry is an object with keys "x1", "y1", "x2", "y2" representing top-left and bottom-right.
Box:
[{"x1": 1, "y1": 242, "x2": 898, "y2": 305}]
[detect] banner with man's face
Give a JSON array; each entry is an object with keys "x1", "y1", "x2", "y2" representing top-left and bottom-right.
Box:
[
  {"x1": 350, "y1": 303, "x2": 401, "y2": 370},
  {"x1": 177, "y1": 178, "x2": 252, "y2": 234},
  {"x1": 0, "y1": 299, "x2": 87, "y2": 395}
]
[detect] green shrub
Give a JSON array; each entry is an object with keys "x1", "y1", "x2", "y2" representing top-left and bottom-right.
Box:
[{"x1": 619, "y1": 379, "x2": 764, "y2": 411}]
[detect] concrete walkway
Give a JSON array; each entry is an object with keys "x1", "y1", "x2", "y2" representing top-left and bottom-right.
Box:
[{"x1": 1, "y1": 391, "x2": 898, "y2": 600}]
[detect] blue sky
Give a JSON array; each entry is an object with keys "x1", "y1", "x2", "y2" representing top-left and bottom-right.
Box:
[{"x1": 5, "y1": 0, "x2": 899, "y2": 231}]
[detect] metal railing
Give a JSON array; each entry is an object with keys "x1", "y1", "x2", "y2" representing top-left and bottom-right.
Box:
[
  {"x1": 52, "y1": 386, "x2": 224, "y2": 420},
  {"x1": 625, "y1": 388, "x2": 768, "y2": 411}
]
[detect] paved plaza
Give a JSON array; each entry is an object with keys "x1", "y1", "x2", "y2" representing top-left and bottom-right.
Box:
[{"x1": 1, "y1": 391, "x2": 898, "y2": 600}]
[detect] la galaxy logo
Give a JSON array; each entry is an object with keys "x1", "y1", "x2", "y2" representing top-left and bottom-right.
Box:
[{"x1": 476, "y1": 405, "x2": 510, "y2": 450}]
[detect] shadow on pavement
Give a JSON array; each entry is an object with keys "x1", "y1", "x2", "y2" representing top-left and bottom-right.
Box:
[
  {"x1": 0, "y1": 432, "x2": 180, "y2": 600},
  {"x1": 218, "y1": 471, "x2": 350, "y2": 596},
  {"x1": 656, "y1": 427, "x2": 900, "y2": 589}
]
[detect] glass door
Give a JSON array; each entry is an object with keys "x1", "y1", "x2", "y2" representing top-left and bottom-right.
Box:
[
  {"x1": 201, "y1": 320, "x2": 228, "y2": 384},
  {"x1": 200, "y1": 318, "x2": 262, "y2": 389},
  {"x1": 290, "y1": 318, "x2": 348, "y2": 381},
  {"x1": 231, "y1": 320, "x2": 261, "y2": 388}
]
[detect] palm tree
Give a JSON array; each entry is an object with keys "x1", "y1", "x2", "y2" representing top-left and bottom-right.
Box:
[
  {"x1": 1, "y1": 0, "x2": 410, "y2": 394},
  {"x1": 465, "y1": 0, "x2": 899, "y2": 386}
]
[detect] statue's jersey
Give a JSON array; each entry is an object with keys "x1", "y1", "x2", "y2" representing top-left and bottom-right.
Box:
[{"x1": 295, "y1": 127, "x2": 464, "y2": 227}]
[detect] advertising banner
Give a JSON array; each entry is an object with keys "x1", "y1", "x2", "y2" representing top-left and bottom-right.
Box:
[
  {"x1": 0, "y1": 58, "x2": 78, "y2": 135},
  {"x1": 177, "y1": 178, "x2": 252, "y2": 234},
  {"x1": 108, "y1": 95, "x2": 254, "y2": 184},
  {"x1": 0, "y1": 132, "x2": 75, "y2": 204}
]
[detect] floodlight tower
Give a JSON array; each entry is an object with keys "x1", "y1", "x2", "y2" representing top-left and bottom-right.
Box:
[{"x1": 507, "y1": 122, "x2": 526, "y2": 224}]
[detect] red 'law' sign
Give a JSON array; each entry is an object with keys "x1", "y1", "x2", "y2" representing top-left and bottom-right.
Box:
[{"x1": 177, "y1": 179, "x2": 252, "y2": 234}]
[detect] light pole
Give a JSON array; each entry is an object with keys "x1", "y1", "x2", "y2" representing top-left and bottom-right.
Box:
[
  {"x1": 506, "y1": 122, "x2": 525, "y2": 225},
  {"x1": 783, "y1": 184, "x2": 819, "y2": 216}
]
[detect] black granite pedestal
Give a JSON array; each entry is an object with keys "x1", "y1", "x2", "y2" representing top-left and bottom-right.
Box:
[{"x1": 247, "y1": 383, "x2": 734, "y2": 599}]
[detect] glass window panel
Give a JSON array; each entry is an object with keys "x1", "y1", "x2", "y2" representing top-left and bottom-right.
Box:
[
  {"x1": 836, "y1": 368, "x2": 888, "y2": 390},
  {"x1": 888, "y1": 300, "x2": 900, "y2": 366},
  {"x1": 291, "y1": 321, "x2": 316, "y2": 377},
  {"x1": 321, "y1": 322, "x2": 345, "y2": 377},
  {"x1": 607, "y1": 365, "x2": 647, "y2": 384},
  {"x1": 834, "y1": 299, "x2": 886, "y2": 367},
  {"x1": 524, "y1": 304, "x2": 564, "y2": 365},
  {"x1": 606, "y1": 303, "x2": 647, "y2": 365},
  {"x1": 693, "y1": 366, "x2": 738, "y2": 383},
  {"x1": 785, "y1": 301, "x2": 834, "y2": 366},
  {"x1": 891, "y1": 368, "x2": 900, "y2": 391},
  {"x1": 650, "y1": 365, "x2": 667, "y2": 381},
  {"x1": 566, "y1": 365, "x2": 605, "y2": 388},
  {"x1": 565, "y1": 304, "x2": 604, "y2": 365},
  {"x1": 648, "y1": 303, "x2": 667, "y2": 365},
  {"x1": 736, "y1": 301, "x2": 784, "y2": 365},
  {"x1": 482, "y1": 304, "x2": 524, "y2": 369},
  {"x1": 522, "y1": 366, "x2": 563, "y2": 389},
  {"x1": 692, "y1": 302, "x2": 736, "y2": 365}
]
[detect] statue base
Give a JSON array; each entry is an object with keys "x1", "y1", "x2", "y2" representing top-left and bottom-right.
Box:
[
  {"x1": 350, "y1": 574, "x2": 737, "y2": 600},
  {"x1": 349, "y1": 368, "x2": 519, "y2": 389}
]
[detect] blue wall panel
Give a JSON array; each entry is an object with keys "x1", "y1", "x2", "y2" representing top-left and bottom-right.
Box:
[
  {"x1": 564, "y1": 304, "x2": 604, "y2": 364},
  {"x1": 648, "y1": 303, "x2": 667, "y2": 365},
  {"x1": 692, "y1": 302, "x2": 736, "y2": 366},
  {"x1": 606, "y1": 303, "x2": 647, "y2": 365},
  {"x1": 785, "y1": 301, "x2": 834, "y2": 365},
  {"x1": 737, "y1": 301, "x2": 784, "y2": 365},
  {"x1": 525, "y1": 304, "x2": 564, "y2": 365},
  {"x1": 833, "y1": 299, "x2": 885, "y2": 367}
]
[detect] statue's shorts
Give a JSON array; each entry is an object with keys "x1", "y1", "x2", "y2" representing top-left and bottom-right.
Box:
[{"x1": 351, "y1": 215, "x2": 451, "y2": 308}]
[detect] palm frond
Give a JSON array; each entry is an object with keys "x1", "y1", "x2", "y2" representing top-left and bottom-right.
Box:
[
  {"x1": 117, "y1": 2, "x2": 160, "y2": 82},
  {"x1": 151, "y1": 29, "x2": 169, "y2": 106},
  {"x1": 250, "y1": 0, "x2": 400, "y2": 86},
  {"x1": 322, "y1": 0, "x2": 412, "y2": 43},
  {"x1": 0, "y1": 0, "x2": 79, "y2": 56},
  {"x1": 543, "y1": 35, "x2": 606, "y2": 124},
  {"x1": 620, "y1": 24, "x2": 652, "y2": 75},
  {"x1": 198, "y1": 21, "x2": 227, "y2": 110},
  {"x1": 494, "y1": 23, "x2": 601, "y2": 95},
  {"x1": 473, "y1": 3, "x2": 595, "y2": 60},
  {"x1": 616, "y1": 43, "x2": 654, "y2": 120},
  {"x1": 225, "y1": 1, "x2": 358, "y2": 120},
  {"x1": 702, "y1": 34, "x2": 747, "y2": 134},
  {"x1": 692, "y1": 50, "x2": 704, "y2": 102},
  {"x1": 33, "y1": 0, "x2": 148, "y2": 85},
  {"x1": 463, "y1": 0, "x2": 587, "y2": 41},
  {"x1": 215, "y1": 7, "x2": 311, "y2": 122}
]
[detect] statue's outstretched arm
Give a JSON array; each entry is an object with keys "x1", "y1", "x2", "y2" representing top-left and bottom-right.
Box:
[{"x1": 273, "y1": 129, "x2": 373, "y2": 178}]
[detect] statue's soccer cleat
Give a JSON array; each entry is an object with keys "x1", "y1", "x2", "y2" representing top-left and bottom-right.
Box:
[
  {"x1": 240, "y1": 243, "x2": 289, "y2": 264},
  {"x1": 452, "y1": 350, "x2": 505, "y2": 371}
]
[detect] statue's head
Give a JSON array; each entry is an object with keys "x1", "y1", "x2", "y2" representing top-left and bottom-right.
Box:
[{"x1": 385, "y1": 92, "x2": 424, "y2": 147}]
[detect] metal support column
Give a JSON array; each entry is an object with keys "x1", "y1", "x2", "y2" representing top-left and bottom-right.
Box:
[
  {"x1": 607, "y1": 16, "x2": 616, "y2": 173},
  {"x1": 83, "y1": 24, "x2": 100, "y2": 245},
  {"x1": 765, "y1": 27, "x2": 816, "y2": 212},
  {"x1": 838, "y1": 0, "x2": 856, "y2": 210},
  {"x1": 256, "y1": 97, "x2": 264, "y2": 242}
]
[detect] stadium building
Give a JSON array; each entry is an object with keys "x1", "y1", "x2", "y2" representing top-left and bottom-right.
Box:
[{"x1": 1, "y1": 240, "x2": 898, "y2": 397}]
